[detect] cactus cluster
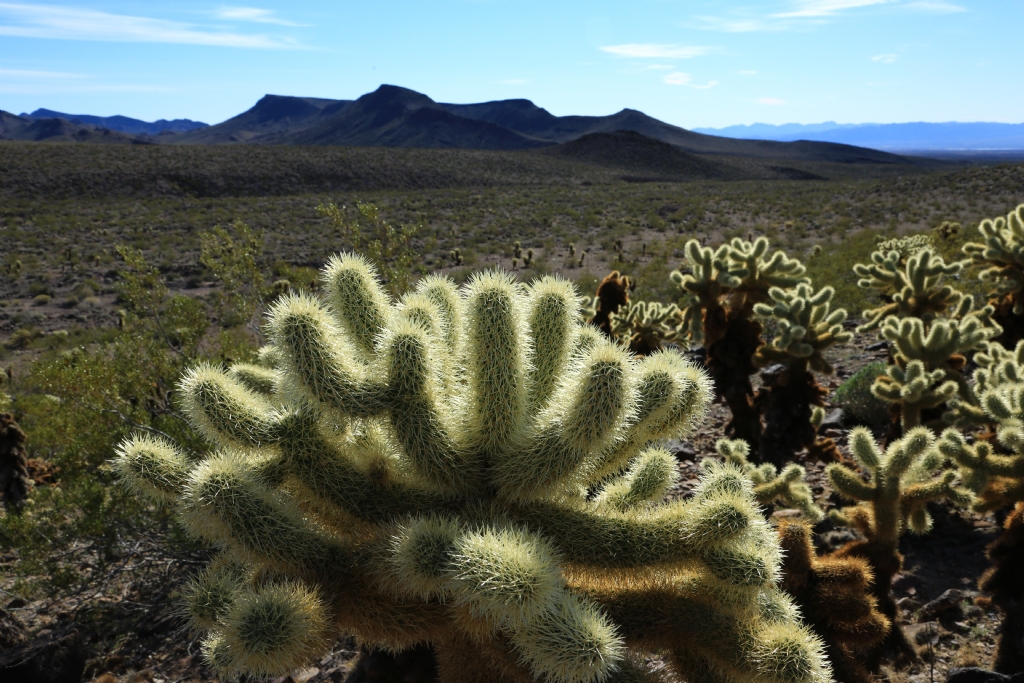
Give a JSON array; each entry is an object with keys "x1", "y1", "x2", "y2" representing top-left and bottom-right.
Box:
[
  {"x1": 115, "y1": 254, "x2": 832, "y2": 683},
  {"x1": 826, "y1": 427, "x2": 971, "y2": 666},
  {"x1": 608, "y1": 300, "x2": 684, "y2": 356},
  {"x1": 672, "y1": 237, "x2": 808, "y2": 449},
  {"x1": 1, "y1": 412, "x2": 31, "y2": 511},
  {"x1": 854, "y1": 245, "x2": 1002, "y2": 432},
  {"x1": 963, "y1": 203, "x2": 1024, "y2": 346}
]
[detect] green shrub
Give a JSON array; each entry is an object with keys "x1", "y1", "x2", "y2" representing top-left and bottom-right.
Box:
[
  {"x1": 31, "y1": 294, "x2": 51, "y2": 306},
  {"x1": 832, "y1": 362, "x2": 890, "y2": 427}
]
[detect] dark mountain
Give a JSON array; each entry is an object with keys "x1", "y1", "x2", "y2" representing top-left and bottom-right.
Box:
[
  {"x1": 693, "y1": 121, "x2": 1024, "y2": 151},
  {"x1": 177, "y1": 95, "x2": 348, "y2": 143},
  {"x1": 538, "y1": 130, "x2": 745, "y2": 180},
  {"x1": 0, "y1": 111, "x2": 150, "y2": 143},
  {"x1": 25, "y1": 109, "x2": 207, "y2": 135},
  {"x1": 274, "y1": 85, "x2": 549, "y2": 150}
]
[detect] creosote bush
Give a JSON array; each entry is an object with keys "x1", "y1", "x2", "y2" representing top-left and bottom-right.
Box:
[{"x1": 116, "y1": 253, "x2": 832, "y2": 683}]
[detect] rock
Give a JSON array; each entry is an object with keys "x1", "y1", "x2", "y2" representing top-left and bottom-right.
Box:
[
  {"x1": 0, "y1": 626, "x2": 86, "y2": 683},
  {"x1": 947, "y1": 668, "x2": 1024, "y2": 683},
  {"x1": 667, "y1": 440, "x2": 697, "y2": 461},
  {"x1": 0, "y1": 607, "x2": 28, "y2": 649},
  {"x1": 867, "y1": 341, "x2": 888, "y2": 351},
  {"x1": 896, "y1": 596, "x2": 922, "y2": 612},
  {"x1": 892, "y1": 573, "x2": 924, "y2": 596},
  {"x1": 820, "y1": 408, "x2": 845, "y2": 428},
  {"x1": 816, "y1": 528, "x2": 860, "y2": 553},
  {"x1": 919, "y1": 588, "x2": 964, "y2": 621}
]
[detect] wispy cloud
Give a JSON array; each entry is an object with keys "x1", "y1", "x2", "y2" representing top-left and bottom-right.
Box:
[
  {"x1": 216, "y1": 7, "x2": 303, "y2": 26},
  {"x1": 0, "y1": 66, "x2": 83, "y2": 78},
  {"x1": 871, "y1": 53, "x2": 898, "y2": 62},
  {"x1": 696, "y1": 0, "x2": 965, "y2": 32},
  {"x1": 0, "y1": 3, "x2": 303, "y2": 48},
  {"x1": 904, "y1": 1, "x2": 966, "y2": 12},
  {"x1": 774, "y1": 0, "x2": 894, "y2": 19},
  {"x1": 601, "y1": 44, "x2": 714, "y2": 59},
  {"x1": 664, "y1": 72, "x2": 719, "y2": 89},
  {"x1": 757, "y1": 97, "x2": 786, "y2": 105},
  {"x1": 738, "y1": 70, "x2": 758, "y2": 75}
]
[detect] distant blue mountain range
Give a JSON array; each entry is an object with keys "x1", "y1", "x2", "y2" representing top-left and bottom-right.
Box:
[
  {"x1": 691, "y1": 121, "x2": 1024, "y2": 151},
  {"x1": 21, "y1": 108, "x2": 208, "y2": 135}
]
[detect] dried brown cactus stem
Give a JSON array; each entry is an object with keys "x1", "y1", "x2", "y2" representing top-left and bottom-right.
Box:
[
  {"x1": 707, "y1": 313, "x2": 764, "y2": 449},
  {"x1": 754, "y1": 360, "x2": 825, "y2": 466},
  {"x1": 979, "y1": 502, "x2": 1024, "y2": 673}
]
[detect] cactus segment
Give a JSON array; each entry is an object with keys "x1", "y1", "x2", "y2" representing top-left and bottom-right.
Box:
[
  {"x1": 321, "y1": 252, "x2": 391, "y2": 356},
  {"x1": 113, "y1": 433, "x2": 191, "y2": 504}
]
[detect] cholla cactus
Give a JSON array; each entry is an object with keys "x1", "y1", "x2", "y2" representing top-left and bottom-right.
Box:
[
  {"x1": 115, "y1": 254, "x2": 831, "y2": 683},
  {"x1": 854, "y1": 244, "x2": 1002, "y2": 432},
  {"x1": 714, "y1": 439, "x2": 823, "y2": 521},
  {"x1": 753, "y1": 284, "x2": 852, "y2": 463},
  {"x1": 853, "y1": 245, "x2": 964, "y2": 332},
  {"x1": 977, "y1": 502, "x2": 1024, "y2": 674},
  {"x1": 776, "y1": 521, "x2": 889, "y2": 683},
  {"x1": 608, "y1": 300, "x2": 684, "y2": 356},
  {"x1": 826, "y1": 427, "x2": 972, "y2": 667},
  {"x1": 589, "y1": 270, "x2": 632, "y2": 337},
  {"x1": 672, "y1": 237, "x2": 807, "y2": 450},
  {"x1": 963, "y1": 204, "x2": 1024, "y2": 346}
]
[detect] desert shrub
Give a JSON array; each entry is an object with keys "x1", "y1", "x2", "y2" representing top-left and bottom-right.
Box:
[
  {"x1": 31, "y1": 294, "x2": 50, "y2": 306},
  {"x1": 833, "y1": 362, "x2": 890, "y2": 427}
]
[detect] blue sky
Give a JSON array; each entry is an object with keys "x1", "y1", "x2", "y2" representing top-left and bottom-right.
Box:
[{"x1": 1, "y1": 0, "x2": 1021, "y2": 128}]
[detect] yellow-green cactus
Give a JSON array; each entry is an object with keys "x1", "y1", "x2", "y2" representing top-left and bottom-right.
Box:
[
  {"x1": 873, "y1": 301, "x2": 1001, "y2": 430},
  {"x1": 827, "y1": 427, "x2": 972, "y2": 667},
  {"x1": 853, "y1": 245, "x2": 965, "y2": 332},
  {"x1": 752, "y1": 284, "x2": 851, "y2": 463},
  {"x1": 114, "y1": 253, "x2": 830, "y2": 683},
  {"x1": 671, "y1": 237, "x2": 807, "y2": 450},
  {"x1": 963, "y1": 204, "x2": 1024, "y2": 345},
  {"x1": 715, "y1": 438, "x2": 823, "y2": 521},
  {"x1": 608, "y1": 300, "x2": 684, "y2": 356}
]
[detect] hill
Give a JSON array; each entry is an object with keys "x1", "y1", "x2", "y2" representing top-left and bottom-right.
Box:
[
  {"x1": 536, "y1": 130, "x2": 747, "y2": 180},
  {"x1": 24, "y1": 109, "x2": 207, "y2": 135},
  {"x1": 0, "y1": 112, "x2": 152, "y2": 144}
]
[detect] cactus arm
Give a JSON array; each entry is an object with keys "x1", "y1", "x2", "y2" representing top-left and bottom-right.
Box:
[
  {"x1": 464, "y1": 272, "x2": 530, "y2": 460},
  {"x1": 113, "y1": 433, "x2": 192, "y2": 504},
  {"x1": 594, "y1": 447, "x2": 678, "y2": 511},
  {"x1": 528, "y1": 277, "x2": 580, "y2": 410},
  {"x1": 179, "y1": 364, "x2": 282, "y2": 448},
  {"x1": 321, "y1": 253, "x2": 391, "y2": 357},
  {"x1": 227, "y1": 363, "x2": 279, "y2": 396}
]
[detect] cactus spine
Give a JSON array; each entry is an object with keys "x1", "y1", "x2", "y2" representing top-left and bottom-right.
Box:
[
  {"x1": 608, "y1": 300, "x2": 684, "y2": 356},
  {"x1": 115, "y1": 253, "x2": 830, "y2": 683},
  {"x1": 672, "y1": 237, "x2": 807, "y2": 451},
  {"x1": 715, "y1": 438, "x2": 823, "y2": 522}
]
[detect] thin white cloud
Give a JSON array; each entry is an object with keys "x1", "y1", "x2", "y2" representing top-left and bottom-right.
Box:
[
  {"x1": 643, "y1": 64, "x2": 676, "y2": 71},
  {"x1": 696, "y1": 0, "x2": 965, "y2": 32},
  {"x1": 217, "y1": 7, "x2": 303, "y2": 26},
  {"x1": 872, "y1": 53, "x2": 898, "y2": 62},
  {"x1": 0, "y1": 83, "x2": 170, "y2": 94},
  {"x1": 738, "y1": 70, "x2": 758, "y2": 75},
  {"x1": 904, "y1": 0, "x2": 965, "y2": 12},
  {"x1": 601, "y1": 44, "x2": 713, "y2": 59},
  {"x1": 664, "y1": 72, "x2": 719, "y2": 89},
  {"x1": 757, "y1": 97, "x2": 786, "y2": 105},
  {"x1": 0, "y1": 3, "x2": 302, "y2": 48},
  {"x1": 0, "y1": 66, "x2": 83, "y2": 78},
  {"x1": 773, "y1": 0, "x2": 894, "y2": 19}
]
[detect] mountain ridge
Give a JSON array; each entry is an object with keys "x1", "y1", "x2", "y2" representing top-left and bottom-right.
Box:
[
  {"x1": 693, "y1": 121, "x2": 1024, "y2": 150},
  {"x1": 23, "y1": 109, "x2": 207, "y2": 135}
]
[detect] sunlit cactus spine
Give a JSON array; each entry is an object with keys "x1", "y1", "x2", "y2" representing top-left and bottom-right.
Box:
[
  {"x1": 114, "y1": 253, "x2": 831, "y2": 683},
  {"x1": 752, "y1": 283, "x2": 852, "y2": 464},
  {"x1": 826, "y1": 427, "x2": 972, "y2": 668},
  {"x1": 608, "y1": 300, "x2": 684, "y2": 356},
  {"x1": 714, "y1": 438, "x2": 823, "y2": 522},
  {"x1": 775, "y1": 521, "x2": 889, "y2": 683},
  {"x1": 963, "y1": 204, "x2": 1024, "y2": 346},
  {"x1": 671, "y1": 236, "x2": 808, "y2": 452},
  {"x1": 853, "y1": 242, "x2": 960, "y2": 332}
]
